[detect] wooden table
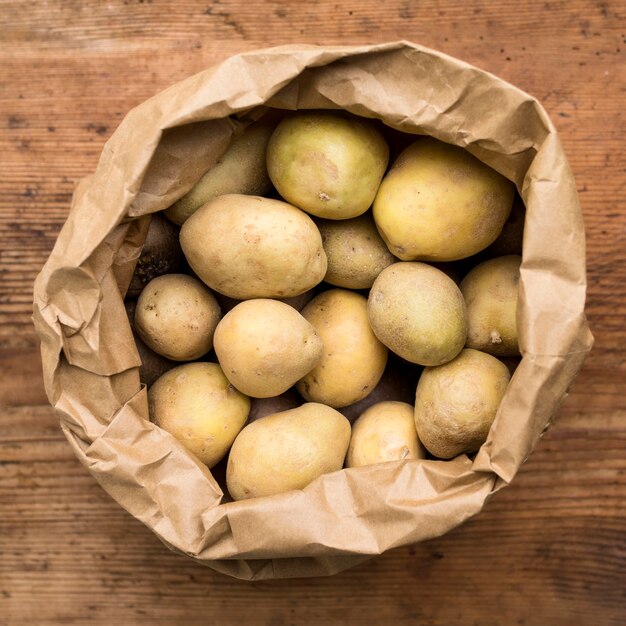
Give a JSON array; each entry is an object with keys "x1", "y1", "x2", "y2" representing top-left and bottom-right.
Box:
[{"x1": 1, "y1": 1, "x2": 624, "y2": 624}]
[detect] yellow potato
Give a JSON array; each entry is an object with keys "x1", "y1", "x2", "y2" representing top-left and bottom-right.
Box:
[
  {"x1": 347, "y1": 401, "x2": 426, "y2": 468},
  {"x1": 248, "y1": 388, "x2": 302, "y2": 423},
  {"x1": 266, "y1": 112, "x2": 389, "y2": 219},
  {"x1": 213, "y1": 288, "x2": 316, "y2": 316},
  {"x1": 278, "y1": 289, "x2": 317, "y2": 312},
  {"x1": 125, "y1": 299, "x2": 176, "y2": 387},
  {"x1": 482, "y1": 193, "x2": 525, "y2": 257},
  {"x1": 317, "y1": 213, "x2": 397, "y2": 289},
  {"x1": 149, "y1": 362, "x2": 250, "y2": 468},
  {"x1": 373, "y1": 137, "x2": 515, "y2": 261},
  {"x1": 414, "y1": 349, "x2": 510, "y2": 459},
  {"x1": 180, "y1": 194, "x2": 327, "y2": 299},
  {"x1": 297, "y1": 289, "x2": 388, "y2": 408},
  {"x1": 226, "y1": 402, "x2": 351, "y2": 500},
  {"x1": 428, "y1": 261, "x2": 462, "y2": 285},
  {"x1": 460, "y1": 255, "x2": 521, "y2": 356},
  {"x1": 134, "y1": 273, "x2": 221, "y2": 361},
  {"x1": 165, "y1": 119, "x2": 274, "y2": 225},
  {"x1": 368, "y1": 262, "x2": 467, "y2": 366},
  {"x1": 339, "y1": 355, "x2": 422, "y2": 423},
  {"x1": 213, "y1": 299, "x2": 323, "y2": 398}
]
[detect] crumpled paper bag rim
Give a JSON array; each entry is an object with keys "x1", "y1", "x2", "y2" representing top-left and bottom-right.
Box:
[{"x1": 32, "y1": 41, "x2": 593, "y2": 580}]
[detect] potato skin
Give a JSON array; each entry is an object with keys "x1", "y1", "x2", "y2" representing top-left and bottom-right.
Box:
[
  {"x1": 339, "y1": 354, "x2": 422, "y2": 423},
  {"x1": 127, "y1": 213, "x2": 183, "y2": 297},
  {"x1": 149, "y1": 362, "x2": 250, "y2": 468},
  {"x1": 267, "y1": 112, "x2": 389, "y2": 219},
  {"x1": 213, "y1": 299, "x2": 323, "y2": 398},
  {"x1": 414, "y1": 349, "x2": 510, "y2": 459},
  {"x1": 248, "y1": 388, "x2": 302, "y2": 423},
  {"x1": 134, "y1": 273, "x2": 221, "y2": 361},
  {"x1": 347, "y1": 401, "x2": 426, "y2": 468},
  {"x1": 213, "y1": 288, "x2": 316, "y2": 316},
  {"x1": 125, "y1": 299, "x2": 177, "y2": 387},
  {"x1": 373, "y1": 137, "x2": 515, "y2": 261},
  {"x1": 317, "y1": 213, "x2": 397, "y2": 289},
  {"x1": 368, "y1": 262, "x2": 468, "y2": 366},
  {"x1": 165, "y1": 119, "x2": 274, "y2": 226},
  {"x1": 226, "y1": 402, "x2": 351, "y2": 500},
  {"x1": 481, "y1": 194, "x2": 525, "y2": 257},
  {"x1": 460, "y1": 255, "x2": 521, "y2": 356},
  {"x1": 180, "y1": 194, "x2": 327, "y2": 299},
  {"x1": 297, "y1": 289, "x2": 388, "y2": 408}
]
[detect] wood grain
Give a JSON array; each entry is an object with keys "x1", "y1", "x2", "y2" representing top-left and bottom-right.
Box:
[
  {"x1": 1, "y1": 405, "x2": 624, "y2": 625},
  {"x1": 1, "y1": 0, "x2": 625, "y2": 624}
]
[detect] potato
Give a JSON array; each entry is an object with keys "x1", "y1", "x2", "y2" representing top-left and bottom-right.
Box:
[
  {"x1": 368, "y1": 262, "x2": 468, "y2": 366},
  {"x1": 373, "y1": 137, "x2": 515, "y2": 261},
  {"x1": 266, "y1": 112, "x2": 389, "y2": 219},
  {"x1": 297, "y1": 289, "x2": 388, "y2": 408},
  {"x1": 213, "y1": 288, "x2": 316, "y2": 315},
  {"x1": 226, "y1": 402, "x2": 350, "y2": 500},
  {"x1": 165, "y1": 119, "x2": 274, "y2": 225},
  {"x1": 340, "y1": 354, "x2": 422, "y2": 422},
  {"x1": 317, "y1": 213, "x2": 396, "y2": 289},
  {"x1": 214, "y1": 299, "x2": 323, "y2": 398},
  {"x1": 149, "y1": 362, "x2": 250, "y2": 468},
  {"x1": 135, "y1": 273, "x2": 221, "y2": 361},
  {"x1": 180, "y1": 194, "x2": 327, "y2": 299},
  {"x1": 482, "y1": 193, "x2": 525, "y2": 257},
  {"x1": 278, "y1": 289, "x2": 318, "y2": 312},
  {"x1": 460, "y1": 255, "x2": 521, "y2": 356},
  {"x1": 133, "y1": 334, "x2": 177, "y2": 387},
  {"x1": 125, "y1": 299, "x2": 176, "y2": 386},
  {"x1": 248, "y1": 388, "x2": 302, "y2": 423},
  {"x1": 414, "y1": 349, "x2": 510, "y2": 459},
  {"x1": 127, "y1": 213, "x2": 183, "y2": 297},
  {"x1": 428, "y1": 261, "x2": 462, "y2": 285},
  {"x1": 347, "y1": 401, "x2": 426, "y2": 468}
]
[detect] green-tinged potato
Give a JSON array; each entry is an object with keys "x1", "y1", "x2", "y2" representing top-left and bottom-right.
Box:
[
  {"x1": 347, "y1": 401, "x2": 426, "y2": 468},
  {"x1": 317, "y1": 213, "x2": 397, "y2": 289},
  {"x1": 149, "y1": 362, "x2": 250, "y2": 468},
  {"x1": 127, "y1": 214, "x2": 183, "y2": 297},
  {"x1": 248, "y1": 388, "x2": 302, "y2": 423},
  {"x1": 297, "y1": 289, "x2": 388, "y2": 408},
  {"x1": 414, "y1": 349, "x2": 510, "y2": 459},
  {"x1": 165, "y1": 119, "x2": 274, "y2": 225},
  {"x1": 226, "y1": 402, "x2": 350, "y2": 500},
  {"x1": 368, "y1": 262, "x2": 468, "y2": 366},
  {"x1": 214, "y1": 299, "x2": 323, "y2": 398},
  {"x1": 180, "y1": 194, "x2": 327, "y2": 299},
  {"x1": 373, "y1": 137, "x2": 515, "y2": 261},
  {"x1": 340, "y1": 354, "x2": 422, "y2": 422},
  {"x1": 460, "y1": 255, "x2": 521, "y2": 356},
  {"x1": 267, "y1": 112, "x2": 389, "y2": 219},
  {"x1": 135, "y1": 274, "x2": 221, "y2": 361}
]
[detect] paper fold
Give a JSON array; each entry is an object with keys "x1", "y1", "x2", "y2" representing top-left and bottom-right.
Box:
[{"x1": 33, "y1": 41, "x2": 592, "y2": 580}]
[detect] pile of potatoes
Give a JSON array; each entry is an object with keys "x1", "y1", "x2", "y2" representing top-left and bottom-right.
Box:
[{"x1": 125, "y1": 110, "x2": 523, "y2": 502}]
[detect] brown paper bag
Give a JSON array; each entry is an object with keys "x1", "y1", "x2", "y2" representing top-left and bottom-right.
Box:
[{"x1": 32, "y1": 41, "x2": 593, "y2": 580}]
